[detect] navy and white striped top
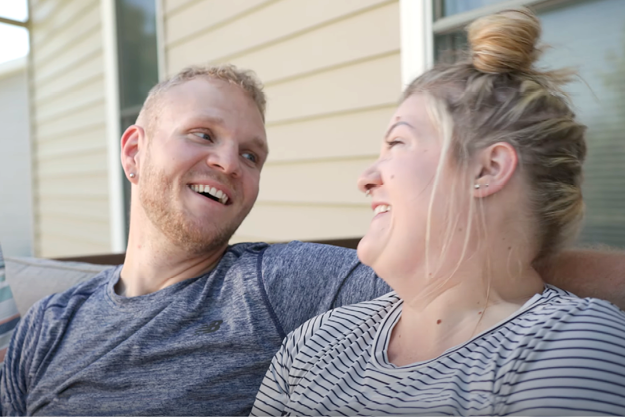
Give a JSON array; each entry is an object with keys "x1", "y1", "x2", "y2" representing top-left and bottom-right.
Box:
[{"x1": 252, "y1": 286, "x2": 625, "y2": 416}]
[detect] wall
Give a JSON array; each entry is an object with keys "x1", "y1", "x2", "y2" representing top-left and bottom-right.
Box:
[
  {"x1": 162, "y1": 0, "x2": 402, "y2": 243},
  {"x1": 0, "y1": 58, "x2": 34, "y2": 257},
  {"x1": 29, "y1": 0, "x2": 111, "y2": 257}
]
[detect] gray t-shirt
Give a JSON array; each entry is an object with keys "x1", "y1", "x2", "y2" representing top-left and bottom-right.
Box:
[{"x1": 0, "y1": 241, "x2": 390, "y2": 416}]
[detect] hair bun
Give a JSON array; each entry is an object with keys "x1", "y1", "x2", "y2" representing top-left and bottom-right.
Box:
[{"x1": 467, "y1": 8, "x2": 541, "y2": 74}]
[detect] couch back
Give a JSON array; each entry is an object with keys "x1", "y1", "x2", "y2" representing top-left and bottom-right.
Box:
[{"x1": 5, "y1": 257, "x2": 111, "y2": 315}]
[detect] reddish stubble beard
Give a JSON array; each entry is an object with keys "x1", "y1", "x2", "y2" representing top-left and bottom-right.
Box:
[{"x1": 138, "y1": 153, "x2": 247, "y2": 256}]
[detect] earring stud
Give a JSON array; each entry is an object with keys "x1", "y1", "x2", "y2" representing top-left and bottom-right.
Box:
[
  {"x1": 474, "y1": 184, "x2": 480, "y2": 189},
  {"x1": 365, "y1": 189, "x2": 371, "y2": 197},
  {"x1": 129, "y1": 173, "x2": 136, "y2": 178}
]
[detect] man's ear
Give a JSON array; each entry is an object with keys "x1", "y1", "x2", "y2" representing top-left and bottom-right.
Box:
[
  {"x1": 472, "y1": 142, "x2": 518, "y2": 198},
  {"x1": 120, "y1": 125, "x2": 146, "y2": 184}
]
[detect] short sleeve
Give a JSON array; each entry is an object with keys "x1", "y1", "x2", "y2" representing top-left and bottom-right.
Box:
[
  {"x1": 1, "y1": 297, "x2": 49, "y2": 416},
  {"x1": 498, "y1": 299, "x2": 625, "y2": 415},
  {"x1": 260, "y1": 242, "x2": 390, "y2": 336}
]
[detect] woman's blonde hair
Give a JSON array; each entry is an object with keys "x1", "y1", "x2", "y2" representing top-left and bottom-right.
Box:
[{"x1": 407, "y1": 8, "x2": 587, "y2": 263}]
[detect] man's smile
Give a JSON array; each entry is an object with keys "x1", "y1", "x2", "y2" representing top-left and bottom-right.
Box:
[{"x1": 189, "y1": 183, "x2": 230, "y2": 205}]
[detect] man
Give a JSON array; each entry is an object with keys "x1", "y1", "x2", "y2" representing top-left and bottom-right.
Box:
[{"x1": 1, "y1": 65, "x2": 623, "y2": 416}]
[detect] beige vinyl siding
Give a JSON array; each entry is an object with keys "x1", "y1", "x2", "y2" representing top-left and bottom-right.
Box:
[
  {"x1": 29, "y1": 0, "x2": 110, "y2": 257},
  {"x1": 163, "y1": 0, "x2": 401, "y2": 243}
]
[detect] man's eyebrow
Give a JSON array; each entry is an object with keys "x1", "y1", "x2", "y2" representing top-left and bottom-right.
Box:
[
  {"x1": 384, "y1": 121, "x2": 416, "y2": 139},
  {"x1": 249, "y1": 136, "x2": 269, "y2": 156},
  {"x1": 194, "y1": 115, "x2": 225, "y2": 126}
]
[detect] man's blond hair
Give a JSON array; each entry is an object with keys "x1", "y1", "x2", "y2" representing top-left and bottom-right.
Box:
[{"x1": 138, "y1": 64, "x2": 266, "y2": 133}]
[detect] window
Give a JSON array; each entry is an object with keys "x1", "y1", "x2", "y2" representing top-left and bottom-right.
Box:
[
  {"x1": 432, "y1": 0, "x2": 625, "y2": 248},
  {"x1": 0, "y1": 0, "x2": 29, "y2": 65},
  {"x1": 115, "y1": 0, "x2": 159, "y2": 241}
]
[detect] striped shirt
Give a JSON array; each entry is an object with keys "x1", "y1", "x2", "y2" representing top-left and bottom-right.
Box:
[{"x1": 252, "y1": 286, "x2": 625, "y2": 416}]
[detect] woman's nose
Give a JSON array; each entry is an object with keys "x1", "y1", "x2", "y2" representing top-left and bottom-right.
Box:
[{"x1": 357, "y1": 162, "x2": 382, "y2": 195}]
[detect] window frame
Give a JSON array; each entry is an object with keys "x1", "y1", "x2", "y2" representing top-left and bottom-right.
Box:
[{"x1": 432, "y1": 0, "x2": 578, "y2": 34}]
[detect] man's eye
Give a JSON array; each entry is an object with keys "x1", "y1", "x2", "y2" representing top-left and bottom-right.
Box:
[
  {"x1": 242, "y1": 152, "x2": 257, "y2": 164},
  {"x1": 193, "y1": 132, "x2": 213, "y2": 141}
]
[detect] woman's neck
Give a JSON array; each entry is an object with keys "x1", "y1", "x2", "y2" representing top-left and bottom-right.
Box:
[{"x1": 385, "y1": 248, "x2": 544, "y2": 366}]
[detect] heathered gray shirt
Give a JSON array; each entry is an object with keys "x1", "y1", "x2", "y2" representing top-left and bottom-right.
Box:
[{"x1": 0, "y1": 241, "x2": 390, "y2": 416}]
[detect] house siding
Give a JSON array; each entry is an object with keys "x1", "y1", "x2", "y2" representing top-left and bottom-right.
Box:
[
  {"x1": 163, "y1": 0, "x2": 401, "y2": 242},
  {"x1": 29, "y1": 0, "x2": 110, "y2": 257}
]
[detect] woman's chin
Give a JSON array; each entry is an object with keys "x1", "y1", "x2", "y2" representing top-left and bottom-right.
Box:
[{"x1": 357, "y1": 234, "x2": 381, "y2": 269}]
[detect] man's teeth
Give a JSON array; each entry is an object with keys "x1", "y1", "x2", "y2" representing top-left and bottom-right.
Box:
[
  {"x1": 190, "y1": 184, "x2": 229, "y2": 204},
  {"x1": 374, "y1": 205, "x2": 391, "y2": 215}
]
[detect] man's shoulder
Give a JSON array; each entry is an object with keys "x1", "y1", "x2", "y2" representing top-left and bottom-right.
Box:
[
  {"x1": 228, "y1": 240, "x2": 361, "y2": 278},
  {"x1": 262, "y1": 240, "x2": 357, "y2": 268},
  {"x1": 37, "y1": 266, "x2": 117, "y2": 315}
]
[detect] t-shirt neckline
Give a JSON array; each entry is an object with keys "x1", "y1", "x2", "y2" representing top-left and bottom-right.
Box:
[{"x1": 372, "y1": 286, "x2": 555, "y2": 371}]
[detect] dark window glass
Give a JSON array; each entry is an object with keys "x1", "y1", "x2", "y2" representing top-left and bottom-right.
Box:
[
  {"x1": 116, "y1": 0, "x2": 158, "y2": 112},
  {"x1": 116, "y1": 0, "x2": 158, "y2": 241},
  {"x1": 435, "y1": 0, "x2": 510, "y2": 20},
  {"x1": 434, "y1": 31, "x2": 468, "y2": 64},
  {"x1": 434, "y1": 0, "x2": 625, "y2": 248}
]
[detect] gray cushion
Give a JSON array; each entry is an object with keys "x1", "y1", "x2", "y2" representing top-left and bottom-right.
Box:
[{"x1": 5, "y1": 256, "x2": 110, "y2": 316}]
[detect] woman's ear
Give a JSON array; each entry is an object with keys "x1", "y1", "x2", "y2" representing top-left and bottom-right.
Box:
[
  {"x1": 472, "y1": 142, "x2": 518, "y2": 198},
  {"x1": 120, "y1": 125, "x2": 146, "y2": 184}
]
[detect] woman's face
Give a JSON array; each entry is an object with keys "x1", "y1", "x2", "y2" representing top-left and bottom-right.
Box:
[{"x1": 357, "y1": 94, "x2": 467, "y2": 279}]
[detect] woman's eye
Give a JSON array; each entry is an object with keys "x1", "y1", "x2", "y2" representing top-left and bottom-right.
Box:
[
  {"x1": 242, "y1": 152, "x2": 257, "y2": 164},
  {"x1": 193, "y1": 132, "x2": 213, "y2": 142},
  {"x1": 386, "y1": 139, "x2": 402, "y2": 148}
]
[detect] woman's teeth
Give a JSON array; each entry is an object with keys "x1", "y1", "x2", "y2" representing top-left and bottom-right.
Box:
[{"x1": 374, "y1": 205, "x2": 391, "y2": 215}]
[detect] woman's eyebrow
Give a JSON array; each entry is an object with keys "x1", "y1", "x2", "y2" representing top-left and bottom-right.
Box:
[{"x1": 384, "y1": 121, "x2": 416, "y2": 139}]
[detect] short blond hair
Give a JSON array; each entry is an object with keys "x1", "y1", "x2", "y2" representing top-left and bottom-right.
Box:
[{"x1": 138, "y1": 64, "x2": 266, "y2": 132}]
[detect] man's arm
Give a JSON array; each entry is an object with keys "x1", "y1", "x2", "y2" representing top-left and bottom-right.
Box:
[
  {"x1": 1, "y1": 297, "x2": 48, "y2": 416},
  {"x1": 541, "y1": 248, "x2": 625, "y2": 309},
  {"x1": 260, "y1": 241, "x2": 389, "y2": 336}
]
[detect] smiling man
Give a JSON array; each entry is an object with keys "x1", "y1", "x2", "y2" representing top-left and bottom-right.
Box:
[
  {"x1": 1, "y1": 65, "x2": 624, "y2": 416},
  {"x1": 0, "y1": 65, "x2": 389, "y2": 416}
]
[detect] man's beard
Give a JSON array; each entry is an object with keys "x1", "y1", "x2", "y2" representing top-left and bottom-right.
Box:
[{"x1": 138, "y1": 158, "x2": 244, "y2": 256}]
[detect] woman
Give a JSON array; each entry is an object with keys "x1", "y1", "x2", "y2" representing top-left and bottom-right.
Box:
[{"x1": 251, "y1": 8, "x2": 625, "y2": 416}]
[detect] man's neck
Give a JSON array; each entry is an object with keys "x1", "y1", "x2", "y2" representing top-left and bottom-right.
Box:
[{"x1": 118, "y1": 229, "x2": 227, "y2": 297}]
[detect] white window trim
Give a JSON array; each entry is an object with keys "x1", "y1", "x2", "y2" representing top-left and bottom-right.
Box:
[
  {"x1": 399, "y1": 0, "x2": 433, "y2": 89},
  {"x1": 101, "y1": 0, "x2": 125, "y2": 253}
]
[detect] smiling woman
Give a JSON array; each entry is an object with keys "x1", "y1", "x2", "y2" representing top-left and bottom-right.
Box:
[{"x1": 251, "y1": 7, "x2": 625, "y2": 416}]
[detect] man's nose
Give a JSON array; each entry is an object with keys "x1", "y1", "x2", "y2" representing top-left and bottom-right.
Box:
[{"x1": 206, "y1": 144, "x2": 241, "y2": 177}]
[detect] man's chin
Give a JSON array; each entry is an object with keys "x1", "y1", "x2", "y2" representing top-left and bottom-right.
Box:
[{"x1": 157, "y1": 217, "x2": 235, "y2": 255}]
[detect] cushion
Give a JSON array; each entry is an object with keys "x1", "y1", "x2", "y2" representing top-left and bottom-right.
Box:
[
  {"x1": 5, "y1": 256, "x2": 109, "y2": 316},
  {"x1": 0, "y1": 245, "x2": 21, "y2": 362}
]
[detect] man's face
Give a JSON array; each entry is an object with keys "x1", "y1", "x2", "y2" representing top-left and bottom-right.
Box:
[{"x1": 137, "y1": 78, "x2": 267, "y2": 255}]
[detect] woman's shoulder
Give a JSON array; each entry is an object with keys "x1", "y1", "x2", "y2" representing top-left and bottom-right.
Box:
[
  {"x1": 512, "y1": 285, "x2": 625, "y2": 355},
  {"x1": 497, "y1": 286, "x2": 625, "y2": 415},
  {"x1": 529, "y1": 285, "x2": 625, "y2": 323}
]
